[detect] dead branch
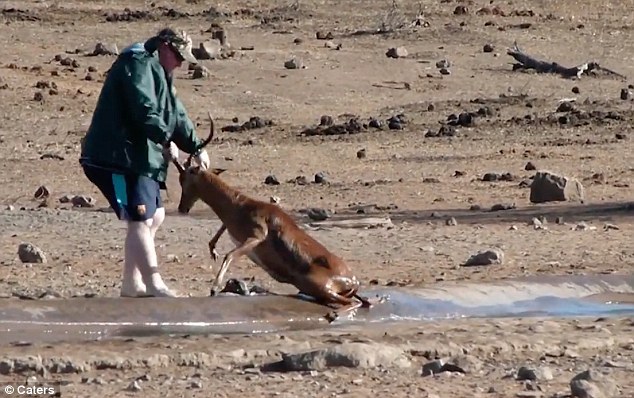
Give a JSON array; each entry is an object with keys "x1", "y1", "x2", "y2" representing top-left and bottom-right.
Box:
[{"x1": 506, "y1": 42, "x2": 627, "y2": 80}]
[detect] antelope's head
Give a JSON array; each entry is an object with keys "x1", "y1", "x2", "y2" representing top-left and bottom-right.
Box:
[{"x1": 171, "y1": 111, "x2": 224, "y2": 214}]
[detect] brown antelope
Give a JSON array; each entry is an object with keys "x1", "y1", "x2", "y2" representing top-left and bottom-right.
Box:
[{"x1": 169, "y1": 112, "x2": 378, "y2": 321}]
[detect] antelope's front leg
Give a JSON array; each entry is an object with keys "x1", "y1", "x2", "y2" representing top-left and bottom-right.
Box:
[
  {"x1": 208, "y1": 224, "x2": 227, "y2": 263},
  {"x1": 210, "y1": 233, "x2": 266, "y2": 296}
]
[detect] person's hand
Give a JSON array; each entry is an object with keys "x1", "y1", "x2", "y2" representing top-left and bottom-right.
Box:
[
  {"x1": 193, "y1": 149, "x2": 210, "y2": 170},
  {"x1": 162, "y1": 141, "x2": 179, "y2": 162}
]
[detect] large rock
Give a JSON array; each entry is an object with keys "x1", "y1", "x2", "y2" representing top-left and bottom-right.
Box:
[
  {"x1": 280, "y1": 342, "x2": 411, "y2": 371},
  {"x1": 17, "y1": 243, "x2": 47, "y2": 264},
  {"x1": 529, "y1": 170, "x2": 585, "y2": 204}
]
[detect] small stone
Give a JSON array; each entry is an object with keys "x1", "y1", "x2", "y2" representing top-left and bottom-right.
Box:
[
  {"x1": 557, "y1": 101, "x2": 574, "y2": 112},
  {"x1": 386, "y1": 47, "x2": 408, "y2": 58},
  {"x1": 453, "y1": 5, "x2": 468, "y2": 15},
  {"x1": 436, "y1": 59, "x2": 451, "y2": 69},
  {"x1": 445, "y1": 217, "x2": 458, "y2": 226},
  {"x1": 264, "y1": 175, "x2": 280, "y2": 185},
  {"x1": 320, "y1": 115, "x2": 334, "y2": 126},
  {"x1": 192, "y1": 65, "x2": 210, "y2": 79},
  {"x1": 439, "y1": 68, "x2": 450, "y2": 75},
  {"x1": 483, "y1": 43, "x2": 494, "y2": 52},
  {"x1": 620, "y1": 88, "x2": 631, "y2": 100},
  {"x1": 284, "y1": 58, "x2": 304, "y2": 69},
  {"x1": 572, "y1": 86, "x2": 580, "y2": 94},
  {"x1": 269, "y1": 196, "x2": 281, "y2": 204},
  {"x1": 517, "y1": 366, "x2": 554, "y2": 381},
  {"x1": 315, "y1": 31, "x2": 333, "y2": 40},
  {"x1": 314, "y1": 172, "x2": 327, "y2": 184},
  {"x1": 34, "y1": 185, "x2": 50, "y2": 199},
  {"x1": 126, "y1": 380, "x2": 142, "y2": 392},
  {"x1": 421, "y1": 359, "x2": 444, "y2": 376},
  {"x1": 463, "y1": 249, "x2": 504, "y2": 266},
  {"x1": 18, "y1": 243, "x2": 47, "y2": 264},
  {"x1": 306, "y1": 208, "x2": 330, "y2": 221},
  {"x1": 490, "y1": 203, "x2": 516, "y2": 211},
  {"x1": 356, "y1": 149, "x2": 366, "y2": 159},
  {"x1": 525, "y1": 161, "x2": 537, "y2": 171},
  {"x1": 71, "y1": 195, "x2": 96, "y2": 208}
]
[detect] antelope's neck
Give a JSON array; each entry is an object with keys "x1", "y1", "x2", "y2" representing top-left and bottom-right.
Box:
[{"x1": 195, "y1": 173, "x2": 241, "y2": 219}]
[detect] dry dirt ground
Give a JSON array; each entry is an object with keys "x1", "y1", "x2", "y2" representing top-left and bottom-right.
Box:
[{"x1": 1, "y1": 0, "x2": 634, "y2": 397}]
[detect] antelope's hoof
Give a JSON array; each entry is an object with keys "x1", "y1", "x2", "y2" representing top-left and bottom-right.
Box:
[
  {"x1": 209, "y1": 288, "x2": 219, "y2": 297},
  {"x1": 210, "y1": 249, "x2": 220, "y2": 262}
]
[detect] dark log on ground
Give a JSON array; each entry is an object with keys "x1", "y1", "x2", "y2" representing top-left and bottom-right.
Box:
[{"x1": 506, "y1": 42, "x2": 626, "y2": 80}]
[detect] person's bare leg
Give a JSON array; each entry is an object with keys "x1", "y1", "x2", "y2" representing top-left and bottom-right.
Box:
[{"x1": 124, "y1": 209, "x2": 177, "y2": 298}]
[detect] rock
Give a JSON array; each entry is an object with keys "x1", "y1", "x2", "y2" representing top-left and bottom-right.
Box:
[
  {"x1": 421, "y1": 359, "x2": 444, "y2": 376},
  {"x1": 270, "y1": 196, "x2": 281, "y2": 204},
  {"x1": 279, "y1": 342, "x2": 411, "y2": 371},
  {"x1": 525, "y1": 161, "x2": 537, "y2": 171},
  {"x1": 71, "y1": 195, "x2": 96, "y2": 208},
  {"x1": 192, "y1": 65, "x2": 210, "y2": 79},
  {"x1": 314, "y1": 172, "x2": 327, "y2": 184},
  {"x1": 193, "y1": 41, "x2": 221, "y2": 60},
  {"x1": 571, "y1": 380, "x2": 605, "y2": 398},
  {"x1": 315, "y1": 31, "x2": 333, "y2": 40},
  {"x1": 516, "y1": 366, "x2": 554, "y2": 381},
  {"x1": 557, "y1": 101, "x2": 575, "y2": 112},
  {"x1": 387, "y1": 114, "x2": 407, "y2": 130},
  {"x1": 483, "y1": 43, "x2": 494, "y2": 52},
  {"x1": 386, "y1": 47, "x2": 408, "y2": 58},
  {"x1": 490, "y1": 203, "x2": 516, "y2": 212},
  {"x1": 454, "y1": 5, "x2": 468, "y2": 15},
  {"x1": 572, "y1": 86, "x2": 580, "y2": 94},
  {"x1": 284, "y1": 58, "x2": 304, "y2": 69},
  {"x1": 439, "y1": 68, "x2": 451, "y2": 75},
  {"x1": 89, "y1": 43, "x2": 118, "y2": 56},
  {"x1": 18, "y1": 243, "x2": 47, "y2": 264},
  {"x1": 34, "y1": 185, "x2": 50, "y2": 199},
  {"x1": 439, "y1": 354, "x2": 482, "y2": 374},
  {"x1": 436, "y1": 59, "x2": 451, "y2": 69},
  {"x1": 482, "y1": 172, "x2": 515, "y2": 182},
  {"x1": 126, "y1": 380, "x2": 142, "y2": 392},
  {"x1": 620, "y1": 88, "x2": 631, "y2": 100},
  {"x1": 445, "y1": 217, "x2": 458, "y2": 226},
  {"x1": 264, "y1": 175, "x2": 280, "y2": 185},
  {"x1": 306, "y1": 208, "x2": 330, "y2": 221},
  {"x1": 320, "y1": 115, "x2": 334, "y2": 126},
  {"x1": 530, "y1": 170, "x2": 585, "y2": 204},
  {"x1": 462, "y1": 249, "x2": 503, "y2": 267},
  {"x1": 356, "y1": 149, "x2": 366, "y2": 159},
  {"x1": 570, "y1": 369, "x2": 619, "y2": 398}
]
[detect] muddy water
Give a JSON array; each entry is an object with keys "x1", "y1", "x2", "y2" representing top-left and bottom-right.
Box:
[{"x1": 0, "y1": 274, "x2": 633, "y2": 345}]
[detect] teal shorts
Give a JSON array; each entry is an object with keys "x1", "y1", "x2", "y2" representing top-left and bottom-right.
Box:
[{"x1": 82, "y1": 164, "x2": 163, "y2": 221}]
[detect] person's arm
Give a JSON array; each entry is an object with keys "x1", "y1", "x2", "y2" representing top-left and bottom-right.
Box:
[
  {"x1": 171, "y1": 96, "x2": 203, "y2": 154},
  {"x1": 121, "y1": 59, "x2": 171, "y2": 145}
]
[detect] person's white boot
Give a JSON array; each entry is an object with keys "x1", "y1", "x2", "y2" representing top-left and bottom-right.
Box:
[
  {"x1": 124, "y1": 215, "x2": 179, "y2": 298},
  {"x1": 120, "y1": 260, "x2": 149, "y2": 297}
]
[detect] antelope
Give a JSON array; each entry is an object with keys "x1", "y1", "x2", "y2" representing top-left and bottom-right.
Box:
[{"x1": 169, "y1": 112, "x2": 378, "y2": 321}]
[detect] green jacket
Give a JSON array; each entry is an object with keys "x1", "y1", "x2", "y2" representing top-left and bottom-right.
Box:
[{"x1": 80, "y1": 41, "x2": 202, "y2": 183}]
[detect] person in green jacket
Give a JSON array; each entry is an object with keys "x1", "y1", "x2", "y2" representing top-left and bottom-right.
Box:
[{"x1": 80, "y1": 28, "x2": 210, "y2": 298}]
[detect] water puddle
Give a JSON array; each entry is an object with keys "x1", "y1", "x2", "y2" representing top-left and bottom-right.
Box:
[{"x1": 0, "y1": 274, "x2": 632, "y2": 344}]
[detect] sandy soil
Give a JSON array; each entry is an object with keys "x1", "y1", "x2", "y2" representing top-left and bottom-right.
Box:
[{"x1": 0, "y1": 0, "x2": 633, "y2": 396}]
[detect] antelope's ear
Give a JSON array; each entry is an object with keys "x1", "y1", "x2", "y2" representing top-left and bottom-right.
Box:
[{"x1": 211, "y1": 168, "x2": 227, "y2": 175}]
